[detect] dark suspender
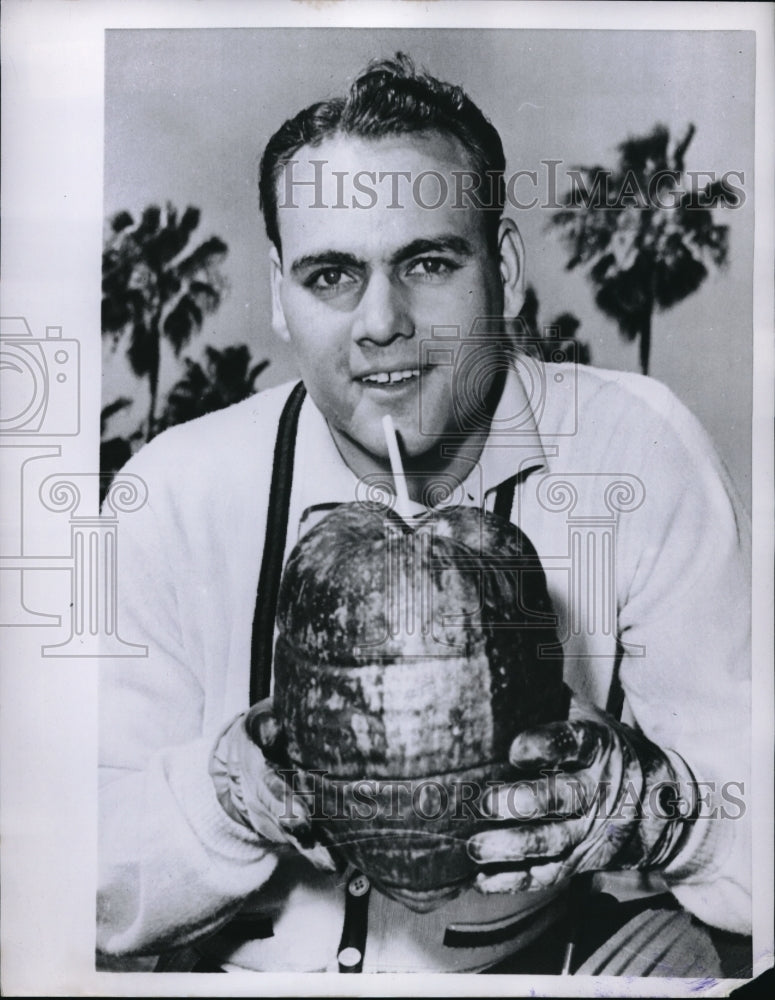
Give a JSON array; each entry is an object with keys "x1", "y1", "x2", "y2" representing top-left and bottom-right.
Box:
[
  {"x1": 492, "y1": 474, "x2": 517, "y2": 520},
  {"x1": 249, "y1": 381, "x2": 307, "y2": 704},
  {"x1": 606, "y1": 640, "x2": 626, "y2": 721}
]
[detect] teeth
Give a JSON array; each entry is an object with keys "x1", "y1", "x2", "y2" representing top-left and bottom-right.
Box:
[{"x1": 362, "y1": 369, "x2": 420, "y2": 385}]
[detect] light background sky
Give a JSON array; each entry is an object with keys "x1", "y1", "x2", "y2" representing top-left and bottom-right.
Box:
[{"x1": 103, "y1": 28, "x2": 755, "y2": 508}]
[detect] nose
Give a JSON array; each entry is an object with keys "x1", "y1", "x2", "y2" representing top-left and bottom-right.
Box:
[{"x1": 352, "y1": 271, "x2": 413, "y2": 346}]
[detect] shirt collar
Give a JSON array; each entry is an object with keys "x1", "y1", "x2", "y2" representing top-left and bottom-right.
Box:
[
  {"x1": 463, "y1": 364, "x2": 549, "y2": 508},
  {"x1": 292, "y1": 362, "x2": 550, "y2": 523}
]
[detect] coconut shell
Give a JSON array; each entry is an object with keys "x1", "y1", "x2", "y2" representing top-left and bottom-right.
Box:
[{"x1": 273, "y1": 501, "x2": 564, "y2": 909}]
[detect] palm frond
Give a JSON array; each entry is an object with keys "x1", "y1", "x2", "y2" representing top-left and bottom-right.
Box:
[
  {"x1": 101, "y1": 295, "x2": 132, "y2": 336},
  {"x1": 175, "y1": 237, "x2": 229, "y2": 279},
  {"x1": 126, "y1": 322, "x2": 159, "y2": 379},
  {"x1": 550, "y1": 312, "x2": 581, "y2": 340},
  {"x1": 137, "y1": 205, "x2": 162, "y2": 237},
  {"x1": 188, "y1": 279, "x2": 222, "y2": 313},
  {"x1": 147, "y1": 205, "x2": 205, "y2": 269},
  {"x1": 670, "y1": 123, "x2": 696, "y2": 173},
  {"x1": 513, "y1": 286, "x2": 591, "y2": 366},
  {"x1": 110, "y1": 210, "x2": 135, "y2": 233},
  {"x1": 249, "y1": 359, "x2": 271, "y2": 385},
  {"x1": 163, "y1": 296, "x2": 204, "y2": 355},
  {"x1": 654, "y1": 241, "x2": 707, "y2": 309},
  {"x1": 179, "y1": 205, "x2": 201, "y2": 236},
  {"x1": 617, "y1": 124, "x2": 670, "y2": 173},
  {"x1": 100, "y1": 397, "x2": 133, "y2": 435}
]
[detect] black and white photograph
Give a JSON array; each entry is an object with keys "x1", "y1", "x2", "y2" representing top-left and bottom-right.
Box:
[{"x1": 1, "y1": 2, "x2": 773, "y2": 995}]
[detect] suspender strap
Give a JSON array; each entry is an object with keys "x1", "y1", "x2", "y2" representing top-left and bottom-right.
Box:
[
  {"x1": 337, "y1": 871, "x2": 372, "y2": 973},
  {"x1": 492, "y1": 475, "x2": 518, "y2": 520},
  {"x1": 492, "y1": 470, "x2": 624, "y2": 720},
  {"x1": 605, "y1": 639, "x2": 626, "y2": 721},
  {"x1": 249, "y1": 381, "x2": 306, "y2": 704}
]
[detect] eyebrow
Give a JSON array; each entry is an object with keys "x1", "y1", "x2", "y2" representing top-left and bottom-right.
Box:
[
  {"x1": 290, "y1": 250, "x2": 363, "y2": 276},
  {"x1": 288, "y1": 234, "x2": 476, "y2": 277},
  {"x1": 390, "y1": 235, "x2": 475, "y2": 265}
]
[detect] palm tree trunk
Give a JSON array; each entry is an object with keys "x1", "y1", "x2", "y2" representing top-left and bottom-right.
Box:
[
  {"x1": 145, "y1": 317, "x2": 161, "y2": 442},
  {"x1": 146, "y1": 371, "x2": 159, "y2": 442},
  {"x1": 639, "y1": 309, "x2": 652, "y2": 376}
]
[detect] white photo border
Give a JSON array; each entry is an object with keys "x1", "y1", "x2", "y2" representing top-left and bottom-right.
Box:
[{"x1": 1, "y1": 2, "x2": 772, "y2": 996}]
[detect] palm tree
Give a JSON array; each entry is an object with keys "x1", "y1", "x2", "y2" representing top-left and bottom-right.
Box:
[
  {"x1": 101, "y1": 203, "x2": 228, "y2": 439},
  {"x1": 157, "y1": 344, "x2": 270, "y2": 432},
  {"x1": 513, "y1": 285, "x2": 591, "y2": 366},
  {"x1": 550, "y1": 124, "x2": 736, "y2": 375}
]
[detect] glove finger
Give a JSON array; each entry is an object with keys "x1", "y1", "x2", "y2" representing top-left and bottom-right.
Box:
[
  {"x1": 473, "y1": 860, "x2": 570, "y2": 895},
  {"x1": 245, "y1": 699, "x2": 284, "y2": 754},
  {"x1": 509, "y1": 719, "x2": 604, "y2": 771},
  {"x1": 468, "y1": 818, "x2": 584, "y2": 863},
  {"x1": 473, "y1": 869, "x2": 531, "y2": 894},
  {"x1": 482, "y1": 773, "x2": 596, "y2": 820},
  {"x1": 244, "y1": 764, "x2": 311, "y2": 837},
  {"x1": 256, "y1": 767, "x2": 311, "y2": 828},
  {"x1": 524, "y1": 860, "x2": 570, "y2": 888}
]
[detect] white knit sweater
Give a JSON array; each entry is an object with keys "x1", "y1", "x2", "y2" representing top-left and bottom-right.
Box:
[{"x1": 98, "y1": 363, "x2": 752, "y2": 971}]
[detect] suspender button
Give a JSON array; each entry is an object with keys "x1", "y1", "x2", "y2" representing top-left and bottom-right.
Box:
[
  {"x1": 338, "y1": 945, "x2": 363, "y2": 967},
  {"x1": 348, "y1": 874, "x2": 370, "y2": 897}
]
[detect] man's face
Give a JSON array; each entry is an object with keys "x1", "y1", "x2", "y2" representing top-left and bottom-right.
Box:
[{"x1": 270, "y1": 132, "x2": 520, "y2": 472}]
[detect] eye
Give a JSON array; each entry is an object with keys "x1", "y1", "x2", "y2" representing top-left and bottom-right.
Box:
[
  {"x1": 319, "y1": 269, "x2": 342, "y2": 287},
  {"x1": 306, "y1": 267, "x2": 356, "y2": 292},
  {"x1": 405, "y1": 257, "x2": 460, "y2": 279}
]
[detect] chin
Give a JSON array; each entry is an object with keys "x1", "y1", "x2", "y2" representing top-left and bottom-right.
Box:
[
  {"x1": 385, "y1": 416, "x2": 451, "y2": 457},
  {"x1": 392, "y1": 433, "x2": 438, "y2": 462}
]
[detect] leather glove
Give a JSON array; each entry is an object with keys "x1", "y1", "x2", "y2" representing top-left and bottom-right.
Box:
[
  {"x1": 468, "y1": 695, "x2": 697, "y2": 894},
  {"x1": 209, "y1": 698, "x2": 335, "y2": 871}
]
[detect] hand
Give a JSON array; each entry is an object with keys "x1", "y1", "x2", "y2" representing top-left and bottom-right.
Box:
[
  {"x1": 468, "y1": 696, "x2": 695, "y2": 894},
  {"x1": 209, "y1": 699, "x2": 335, "y2": 871}
]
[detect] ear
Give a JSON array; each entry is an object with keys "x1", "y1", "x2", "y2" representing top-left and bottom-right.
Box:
[
  {"x1": 269, "y1": 246, "x2": 291, "y2": 343},
  {"x1": 497, "y1": 217, "x2": 526, "y2": 318}
]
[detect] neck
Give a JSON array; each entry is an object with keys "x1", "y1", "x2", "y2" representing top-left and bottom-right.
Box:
[
  {"x1": 330, "y1": 370, "x2": 505, "y2": 506},
  {"x1": 331, "y1": 429, "x2": 491, "y2": 506}
]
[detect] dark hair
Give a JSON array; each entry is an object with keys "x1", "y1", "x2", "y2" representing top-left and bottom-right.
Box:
[{"x1": 258, "y1": 53, "x2": 506, "y2": 256}]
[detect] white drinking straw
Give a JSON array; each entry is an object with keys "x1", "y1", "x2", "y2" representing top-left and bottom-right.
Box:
[{"x1": 381, "y1": 414, "x2": 412, "y2": 520}]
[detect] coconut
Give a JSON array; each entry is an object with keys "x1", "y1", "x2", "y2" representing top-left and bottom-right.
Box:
[{"x1": 272, "y1": 501, "x2": 564, "y2": 911}]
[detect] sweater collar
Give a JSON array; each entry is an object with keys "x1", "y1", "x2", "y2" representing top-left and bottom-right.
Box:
[{"x1": 292, "y1": 361, "x2": 549, "y2": 531}]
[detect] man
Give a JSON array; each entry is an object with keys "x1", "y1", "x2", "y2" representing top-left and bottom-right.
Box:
[{"x1": 98, "y1": 55, "x2": 751, "y2": 974}]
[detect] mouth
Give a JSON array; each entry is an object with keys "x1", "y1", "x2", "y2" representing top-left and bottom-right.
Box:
[{"x1": 358, "y1": 367, "x2": 425, "y2": 387}]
